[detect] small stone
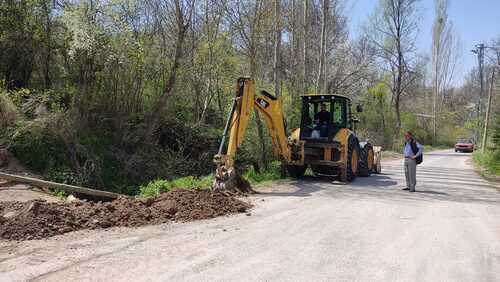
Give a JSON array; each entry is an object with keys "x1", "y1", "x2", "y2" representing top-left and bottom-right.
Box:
[
  {"x1": 2, "y1": 211, "x2": 17, "y2": 219},
  {"x1": 246, "y1": 213, "x2": 252, "y2": 216},
  {"x1": 67, "y1": 195, "x2": 79, "y2": 203}
]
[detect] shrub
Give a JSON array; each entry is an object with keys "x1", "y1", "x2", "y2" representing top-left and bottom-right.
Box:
[
  {"x1": 491, "y1": 115, "x2": 500, "y2": 150},
  {"x1": 10, "y1": 119, "x2": 70, "y2": 173},
  {"x1": 45, "y1": 167, "x2": 83, "y2": 186}
]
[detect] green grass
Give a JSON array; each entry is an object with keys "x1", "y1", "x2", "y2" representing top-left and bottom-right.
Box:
[
  {"x1": 473, "y1": 150, "x2": 500, "y2": 176},
  {"x1": 53, "y1": 189, "x2": 69, "y2": 200},
  {"x1": 242, "y1": 161, "x2": 282, "y2": 185},
  {"x1": 139, "y1": 175, "x2": 213, "y2": 197}
]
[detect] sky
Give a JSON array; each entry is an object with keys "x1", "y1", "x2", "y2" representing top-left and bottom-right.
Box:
[{"x1": 347, "y1": 0, "x2": 500, "y2": 86}]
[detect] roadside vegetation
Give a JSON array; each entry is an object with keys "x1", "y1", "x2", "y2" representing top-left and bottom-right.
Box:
[
  {"x1": 473, "y1": 116, "x2": 500, "y2": 177},
  {"x1": 139, "y1": 161, "x2": 283, "y2": 197},
  {"x1": 0, "y1": 0, "x2": 498, "y2": 195}
]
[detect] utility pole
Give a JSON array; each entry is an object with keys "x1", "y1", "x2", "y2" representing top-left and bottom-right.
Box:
[
  {"x1": 482, "y1": 70, "x2": 495, "y2": 153},
  {"x1": 472, "y1": 44, "x2": 485, "y2": 143}
]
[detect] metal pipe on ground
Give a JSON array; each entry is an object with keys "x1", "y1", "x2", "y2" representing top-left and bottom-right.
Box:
[{"x1": 0, "y1": 172, "x2": 126, "y2": 200}]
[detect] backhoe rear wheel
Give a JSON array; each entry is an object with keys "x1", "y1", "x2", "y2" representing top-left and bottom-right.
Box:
[
  {"x1": 341, "y1": 135, "x2": 360, "y2": 182},
  {"x1": 358, "y1": 143, "x2": 374, "y2": 177},
  {"x1": 287, "y1": 165, "x2": 307, "y2": 179}
]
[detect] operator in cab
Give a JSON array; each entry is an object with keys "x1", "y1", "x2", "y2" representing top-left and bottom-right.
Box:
[
  {"x1": 315, "y1": 103, "x2": 330, "y2": 125},
  {"x1": 311, "y1": 103, "x2": 330, "y2": 138}
]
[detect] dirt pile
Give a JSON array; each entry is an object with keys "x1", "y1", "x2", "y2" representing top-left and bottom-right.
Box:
[{"x1": 0, "y1": 189, "x2": 252, "y2": 241}]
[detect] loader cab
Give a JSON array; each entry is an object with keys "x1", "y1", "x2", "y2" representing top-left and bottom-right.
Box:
[{"x1": 299, "y1": 94, "x2": 352, "y2": 141}]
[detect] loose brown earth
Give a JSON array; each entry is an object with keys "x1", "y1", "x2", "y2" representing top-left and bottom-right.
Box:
[{"x1": 0, "y1": 189, "x2": 251, "y2": 241}]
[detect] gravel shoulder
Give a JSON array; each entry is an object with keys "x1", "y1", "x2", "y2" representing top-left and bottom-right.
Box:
[{"x1": 1, "y1": 150, "x2": 500, "y2": 282}]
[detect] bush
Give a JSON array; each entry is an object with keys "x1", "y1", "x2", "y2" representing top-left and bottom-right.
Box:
[
  {"x1": 45, "y1": 167, "x2": 83, "y2": 186},
  {"x1": 10, "y1": 119, "x2": 70, "y2": 173},
  {"x1": 491, "y1": 115, "x2": 500, "y2": 150}
]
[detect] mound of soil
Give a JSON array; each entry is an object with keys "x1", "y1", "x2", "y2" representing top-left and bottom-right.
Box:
[{"x1": 0, "y1": 189, "x2": 252, "y2": 241}]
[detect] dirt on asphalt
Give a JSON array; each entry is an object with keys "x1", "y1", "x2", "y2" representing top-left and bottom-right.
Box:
[{"x1": 0, "y1": 189, "x2": 251, "y2": 241}]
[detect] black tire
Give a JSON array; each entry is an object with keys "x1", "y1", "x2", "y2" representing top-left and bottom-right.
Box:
[
  {"x1": 358, "y1": 143, "x2": 374, "y2": 177},
  {"x1": 342, "y1": 135, "x2": 360, "y2": 182},
  {"x1": 287, "y1": 165, "x2": 307, "y2": 178}
]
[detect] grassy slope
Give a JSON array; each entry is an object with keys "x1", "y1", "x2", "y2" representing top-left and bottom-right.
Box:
[{"x1": 473, "y1": 151, "x2": 500, "y2": 180}]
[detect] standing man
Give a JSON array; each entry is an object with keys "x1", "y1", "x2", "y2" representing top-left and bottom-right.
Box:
[{"x1": 403, "y1": 131, "x2": 423, "y2": 192}]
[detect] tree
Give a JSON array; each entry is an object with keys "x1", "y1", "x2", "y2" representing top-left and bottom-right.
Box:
[
  {"x1": 143, "y1": 0, "x2": 195, "y2": 144},
  {"x1": 431, "y1": 0, "x2": 460, "y2": 144},
  {"x1": 316, "y1": 0, "x2": 328, "y2": 93},
  {"x1": 273, "y1": 0, "x2": 282, "y2": 98},
  {"x1": 302, "y1": 0, "x2": 308, "y2": 94},
  {"x1": 365, "y1": 0, "x2": 421, "y2": 145},
  {"x1": 225, "y1": 0, "x2": 273, "y2": 169},
  {"x1": 0, "y1": 0, "x2": 37, "y2": 89}
]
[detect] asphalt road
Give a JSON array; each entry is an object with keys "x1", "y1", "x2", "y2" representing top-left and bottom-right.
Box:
[{"x1": 1, "y1": 150, "x2": 500, "y2": 282}]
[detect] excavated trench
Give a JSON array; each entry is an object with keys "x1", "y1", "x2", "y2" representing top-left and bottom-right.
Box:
[{"x1": 0, "y1": 189, "x2": 252, "y2": 241}]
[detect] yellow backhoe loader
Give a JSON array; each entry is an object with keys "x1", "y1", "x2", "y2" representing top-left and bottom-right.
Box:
[{"x1": 213, "y1": 77, "x2": 381, "y2": 190}]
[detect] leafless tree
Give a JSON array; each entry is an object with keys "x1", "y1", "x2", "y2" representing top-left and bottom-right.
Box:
[
  {"x1": 365, "y1": 0, "x2": 421, "y2": 142},
  {"x1": 144, "y1": 0, "x2": 196, "y2": 144},
  {"x1": 225, "y1": 0, "x2": 273, "y2": 169},
  {"x1": 316, "y1": 0, "x2": 328, "y2": 93},
  {"x1": 274, "y1": 0, "x2": 282, "y2": 97},
  {"x1": 302, "y1": 0, "x2": 308, "y2": 94},
  {"x1": 431, "y1": 0, "x2": 460, "y2": 143}
]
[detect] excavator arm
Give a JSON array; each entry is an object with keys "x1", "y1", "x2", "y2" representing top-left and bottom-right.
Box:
[{"x1": 213, "y1": 77, "x2": 291, "y2": 191}]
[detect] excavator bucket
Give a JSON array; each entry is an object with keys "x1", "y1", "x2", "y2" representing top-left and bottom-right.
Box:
[{"x1": 212, "y1": 161, "x2": 253, "y2": 193}]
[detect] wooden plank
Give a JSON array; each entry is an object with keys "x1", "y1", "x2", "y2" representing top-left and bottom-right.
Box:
[{"x1": 0, "y1": 172, "x2": 127, "y2": 199}]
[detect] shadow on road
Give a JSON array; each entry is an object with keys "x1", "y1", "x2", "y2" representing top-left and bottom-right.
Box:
[
  {"x1": 415, "y1": 190, "x2": 450, "y2": 196},
  {"x1": 257, "y1": 164, "x2": 500, "y2": 206},
  {"x1": 425, "y1": 153, "x2": 472, "y2": 157}
]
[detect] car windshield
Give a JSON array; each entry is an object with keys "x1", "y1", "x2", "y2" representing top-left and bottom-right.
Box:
[{"x1": 457, "y1": 139, "x2": 472, "y2": 144}]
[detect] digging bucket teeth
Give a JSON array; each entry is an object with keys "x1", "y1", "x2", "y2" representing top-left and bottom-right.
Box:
[{"x1": 212, "y1": 160, "x2": 254, "y2": 193}]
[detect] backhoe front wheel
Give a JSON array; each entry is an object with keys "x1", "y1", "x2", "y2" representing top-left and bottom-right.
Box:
[
  {"x1": 287, "y1": 165, "x2": 307, "y2": 179},
  {"x1": 341, "y1": 135, "x2": 360, "y2": 182}
]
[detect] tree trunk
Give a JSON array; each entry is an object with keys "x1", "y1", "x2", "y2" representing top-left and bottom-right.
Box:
[
  {"x1": 302, "y1": 0, "x2": 308, "y2": 95},
  {"x1": 42, "y1": 0, "x2": 52, "y2": 90},
  {"x1": 249, "y1": 45, "x2": 268, "y2": 169},
  {"x1": 144, "y1": 0, "x2": 190, "y2": 144},
  {"x1": 273, "y1": 0, "x2": 281, "y2": 98},
  {"x1": 316, "y1": 0, "x2": 328, "y2": 93}
]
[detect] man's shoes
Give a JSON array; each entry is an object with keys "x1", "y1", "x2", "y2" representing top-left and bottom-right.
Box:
[
  {"x1": 402, "y1": 188, "x2": 410, "y2": 191},
  {"x1": 409, "y1": 189, "x2": 416, "y2": 192}
]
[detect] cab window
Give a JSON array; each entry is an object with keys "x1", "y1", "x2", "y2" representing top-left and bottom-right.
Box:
[{"x1": 332, "y1": 100, "x2": 345, "y2": 127}]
